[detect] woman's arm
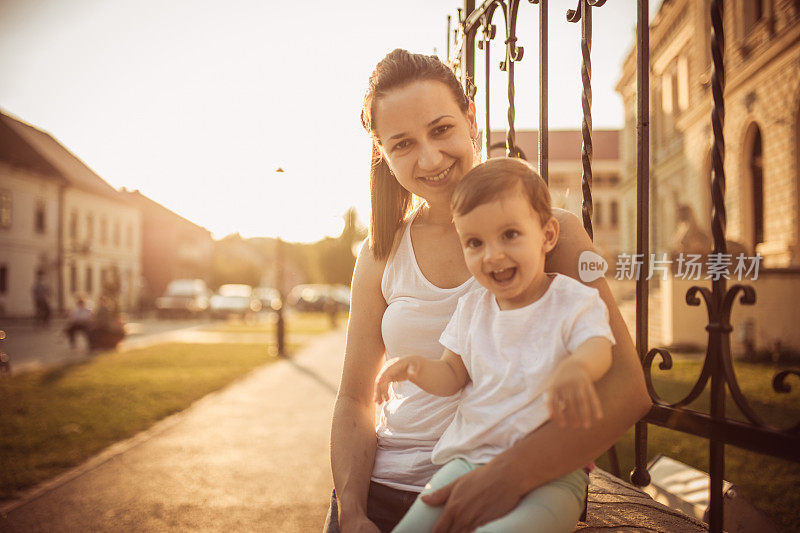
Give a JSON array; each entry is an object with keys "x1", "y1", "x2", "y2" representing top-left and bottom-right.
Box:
[
  {"x1": 330, "y1": 241, "x2": 389, "y2": 532},
  {"x1": 421, "y1": 209, "x2": 652, "y2": 533}
]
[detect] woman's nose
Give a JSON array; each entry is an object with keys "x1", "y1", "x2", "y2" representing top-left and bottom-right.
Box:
[{"x1": 417, "y1": 140, "x2": 443, "y2": 171}]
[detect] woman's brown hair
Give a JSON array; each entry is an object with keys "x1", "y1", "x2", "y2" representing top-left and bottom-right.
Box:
[{"x1": 361, "y1": 49, "x2": 471, "y2": 259}]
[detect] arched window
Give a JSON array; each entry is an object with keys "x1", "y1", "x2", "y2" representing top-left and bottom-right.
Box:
[
  {"x1": 743, "y1": 123, "x2": 765, "y2": 248},
  {"x1": 744, "y1": 0, "x2": 763, "y2": 33}
]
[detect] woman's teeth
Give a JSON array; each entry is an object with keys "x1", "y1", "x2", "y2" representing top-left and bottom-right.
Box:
[{"x1": 421, "y1": 164, "x2": 453, "y2": 183}]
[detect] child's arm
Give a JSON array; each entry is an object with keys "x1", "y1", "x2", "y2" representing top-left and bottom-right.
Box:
[
  {"x1": 546, "y1": 337, "x2": 612, "y2": 429},
  {"x1": 374, "y1": 349, "x2": 469, "y2": 402}
]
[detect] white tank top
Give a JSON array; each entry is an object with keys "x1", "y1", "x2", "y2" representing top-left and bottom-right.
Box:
[{"x1": 372, "y1": 209, "x2": 479, "y2": 491}]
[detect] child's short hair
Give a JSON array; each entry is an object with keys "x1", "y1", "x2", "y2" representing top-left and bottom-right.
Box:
[{"x1": 451, "y1": 157, "x2": 552, "y2": 225}]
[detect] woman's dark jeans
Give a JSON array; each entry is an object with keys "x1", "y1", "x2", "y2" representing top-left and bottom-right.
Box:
[{"x1": 323, "y1": 481, "x2": 419, "y2": 533}]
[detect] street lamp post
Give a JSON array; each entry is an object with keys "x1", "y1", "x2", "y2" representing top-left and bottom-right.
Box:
[{"x1": 274, "y1": 168, "x2": 287, "y2": 357}]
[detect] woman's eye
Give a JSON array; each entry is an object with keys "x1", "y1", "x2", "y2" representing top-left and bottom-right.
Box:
[
  {"x1": 503, "y1": 230, "x2": 519, "y2": 239},
  {"x1": 393, "y1": 140, "x2": 411, "y2": 151},
  {"x1": 433, "y1": 125, "x2": 452, "y2": 136},
  {"x1": 466, "y1": 238, "x2": 482, "y2": 249}
]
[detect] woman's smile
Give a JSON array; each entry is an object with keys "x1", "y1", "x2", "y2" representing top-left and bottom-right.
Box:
[{"x1": 418, "y1": 162, "x2": 456, "y2": 185}]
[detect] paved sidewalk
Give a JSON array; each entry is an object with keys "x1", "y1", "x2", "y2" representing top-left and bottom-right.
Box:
[
  {"x1": 0, "y1": 318, "x2": 213, "y2": 374},
  {"x1": 0, "y1": 327, "x2": 345, "y2": 532}
]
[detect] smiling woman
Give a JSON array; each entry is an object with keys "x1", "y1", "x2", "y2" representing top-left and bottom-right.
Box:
[{"x1": 327, "y1": 48, "x2": 650, "y2": 533}]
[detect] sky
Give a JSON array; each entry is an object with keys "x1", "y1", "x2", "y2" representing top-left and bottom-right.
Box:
[{"x1": 0, "y1": 0, "x2": 658, "y2": 242}]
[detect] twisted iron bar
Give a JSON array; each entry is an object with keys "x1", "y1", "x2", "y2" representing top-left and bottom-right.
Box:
[
  {"x1": 567, "y1": 0, "x2": 605, "y2": 240},
  {"x1": 710, "y1": 1, "x2": 726, "y2": 257},
  {"x1": 498, "y1": 0, "x2": 524, "y2": 158},
  {"x1": 707, "y1": 4, "x2": 727, "y2": 527},
  {"x1": 477, "y1": 17, "x2": 497, "y2": 158}
]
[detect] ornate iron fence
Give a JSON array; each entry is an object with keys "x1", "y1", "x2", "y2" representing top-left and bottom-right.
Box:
[{"x1": 454, "y1": 1, "x2": 800, "y2": 532}]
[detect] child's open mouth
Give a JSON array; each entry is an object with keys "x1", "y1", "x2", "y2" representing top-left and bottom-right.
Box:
[{"x1": 491, "y1": 267, "x2": 516, "y2": 283}]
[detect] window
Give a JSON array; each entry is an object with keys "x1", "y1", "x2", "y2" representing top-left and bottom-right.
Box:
[
  {"x1": 35, "y1": 200, "x2": 46, "y2": 234},
  {"x1": 744, "y1": 0, "x2": 763, "y2": 33},
  {"x1": 86, "y1": 213, "x2": 94, "y2": 242},
  {"x1": 661, "y1": 73, "x2": 674, "y2": 115},
  {"x1": 0, "y1": 190, "x2": 11, "y2": 228},
  {"x1": 100, "y1": 216, "x2": 107, "y2": 245},
  {"x1": 85, "y1": 266, "x2": 93, "y2": 293},
  {"x1": 70, "y1": 263, "x2": 77, "y2": 293},
  {"x1": 70, "y1": 210, "x2": 78, "y2": 241},
  {"x1": 595, "y1": 201, "x2": 603, "y2": 228},
  {"x1": 0, "y1": 264, "x2": 7, "y2": 294},
  {"x1": 611, "y1": 201, "x2": 619, "y2": 228},
  {"x1": 677, "y1": 56, "x2": 689, "y2": 111},
  {"x1": 750, "y1": 127, "x2": 764, "y2": 245},
  {"x1": 113, "y1": 220, "x2": 120, "y2": 247}
]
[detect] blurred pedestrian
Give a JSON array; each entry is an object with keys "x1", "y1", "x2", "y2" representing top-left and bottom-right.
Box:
[
  {"x1": 32, "y1": 270, "x2": 52, "y2": 327},
  {"x1": 64, "y1": 295, "x2": 92, "y2": 349}
]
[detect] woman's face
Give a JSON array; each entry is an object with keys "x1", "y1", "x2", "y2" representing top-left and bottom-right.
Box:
[{"x1": 373, "y1": 80, "x2": 478, "y2": 207}]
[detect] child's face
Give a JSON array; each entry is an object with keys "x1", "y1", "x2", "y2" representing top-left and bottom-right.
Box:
[{"x1": 454, "y1": 189, "x2": 558, "y2": 309}]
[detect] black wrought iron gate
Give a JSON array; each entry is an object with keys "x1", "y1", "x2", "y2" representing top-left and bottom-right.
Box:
[{"x1": 454, "y1": 1, "x2": 800, "y2": 532}]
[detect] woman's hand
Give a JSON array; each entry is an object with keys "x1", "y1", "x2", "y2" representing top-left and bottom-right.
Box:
[
  {"x1": 546, "y1": 358, "x2": 604, "y2": 429},
  {"x1": 339, "y1": 511, "x2": 382, "y2": 533},
  {"x1": 420, "y1": 457, "x2": 525, "y2": 533},
  {"x1": 373, "y1": 355, "x2": 422, "y2": 403}
]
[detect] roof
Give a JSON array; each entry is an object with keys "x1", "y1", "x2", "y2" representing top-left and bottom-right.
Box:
[
  {"x1": 0, "y1": 110, "x2": 124, "y2": 202},
  {"x1": 487, "y1": 129, "x2": 619, "y2": 162},
  {"x1": 0, "y1": 113, "x2": 65, "y2": 181},
  {"x1": 122, "y1": 189, "x2": 211, "y2": 236}
]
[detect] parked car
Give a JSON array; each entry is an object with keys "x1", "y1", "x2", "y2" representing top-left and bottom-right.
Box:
[
  {"x1": 287, "y1": 284, "x2": 350, "y2": 313},
  {"x1": 155, "y1": 279, "x2": 211, "y2": 318},
  {"x1": 254, "y1": 286, "x2": 282, "y2": 312},
  {"x1": 287, "y1": 284, "x2": 329, "y2": 312},
  {"x1": 210, "y1": 284, "x2": 261, "y2": 318},
  {"x1": 329, "y1": 284, "x2": 351, "y2": 312}
]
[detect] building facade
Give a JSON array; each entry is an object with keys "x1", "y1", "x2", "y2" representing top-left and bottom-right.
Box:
[
  {"x1": 616, "y1": 0, "x2": 800, "y2": 267},
  {"x1": 487, "y1": 129, "x2": 622, "y2": 261},
  {"x1": 123, "y1": 189, "x2": 212, "y2": 308},
  {"x1": 0, "y1": 153, "x2": 64, "y2": 316},
  {"x1": 0, "y1": 111, "x2": 141, "y2": 316}
]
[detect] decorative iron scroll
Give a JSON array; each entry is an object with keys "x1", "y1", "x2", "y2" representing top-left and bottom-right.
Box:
[
  {"x1": 633, "y1": 0, "x2": 800, "y2": 531},
  {"x1": 460, "y1": 0, "x2": 527, "y2": 159},
  {"x1": 642, "y1": 283, "x2": 800, "y2": 435}
]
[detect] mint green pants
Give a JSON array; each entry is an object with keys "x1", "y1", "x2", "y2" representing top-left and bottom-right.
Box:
[{"x1": 392, "y1": 459, "x2": 588, "y2": 533}]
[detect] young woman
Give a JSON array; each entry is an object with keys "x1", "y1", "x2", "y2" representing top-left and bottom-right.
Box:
[{"x1": 327, "y1": 49, "x2": 650, "y2": 533}]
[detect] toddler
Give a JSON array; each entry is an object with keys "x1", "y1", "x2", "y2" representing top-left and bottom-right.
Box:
[{"x1": 374, "y1": 157, "x2": 615, "y2": 532}]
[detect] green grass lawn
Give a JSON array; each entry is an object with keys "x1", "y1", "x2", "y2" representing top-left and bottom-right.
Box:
[
  {"x1": 0, "y1": 340, "x2": 299, "y2": 499},
  {"x1": 206, "y1": 311, "x2": 348, "y2": 334},
  {"x1": 595, "y1": 358, "x2": 800, "y2": 531}
]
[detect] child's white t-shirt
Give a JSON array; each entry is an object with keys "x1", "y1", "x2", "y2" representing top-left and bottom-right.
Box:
[{"x1": 432, "y1": 273, "x2": 615, "y2": 466}]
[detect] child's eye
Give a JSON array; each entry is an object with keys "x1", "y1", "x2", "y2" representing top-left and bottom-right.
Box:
[
  {"x1": 503, "y1": 229, "x2": 519, "y2": 239},
  {"x1": 465, "y1": 238, "x2": 482, "y2": 249}
]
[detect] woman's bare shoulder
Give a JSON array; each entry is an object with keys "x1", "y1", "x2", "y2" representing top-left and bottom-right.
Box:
[{"x1": 547, "y1": 208, "x2": 593, "y2": 278}]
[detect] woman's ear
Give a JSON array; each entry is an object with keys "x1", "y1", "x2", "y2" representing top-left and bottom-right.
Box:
[
  {"x1": 542, "y1": 216, "x2": 560, "y2": 254},
  {"x1": 467, "y1": 101, "x2": 478, "y2": 139}
]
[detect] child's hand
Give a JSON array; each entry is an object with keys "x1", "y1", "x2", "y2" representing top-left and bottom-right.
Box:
[
  {"x1": 546, "y1": 358, "x2": 604, "y2": 429},
  {"x1": 374, "y1": 355, "x2": 422, "y2": 403}
]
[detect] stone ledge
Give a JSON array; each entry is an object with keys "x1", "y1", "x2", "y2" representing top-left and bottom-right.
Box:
[{"x1": 576, "y1": 469, "x2": 708, "y2": 532}]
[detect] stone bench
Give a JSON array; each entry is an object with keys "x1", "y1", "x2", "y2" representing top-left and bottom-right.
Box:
[{"x1": 576, "y1": 469, "x2": 708, "y2": 531}]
